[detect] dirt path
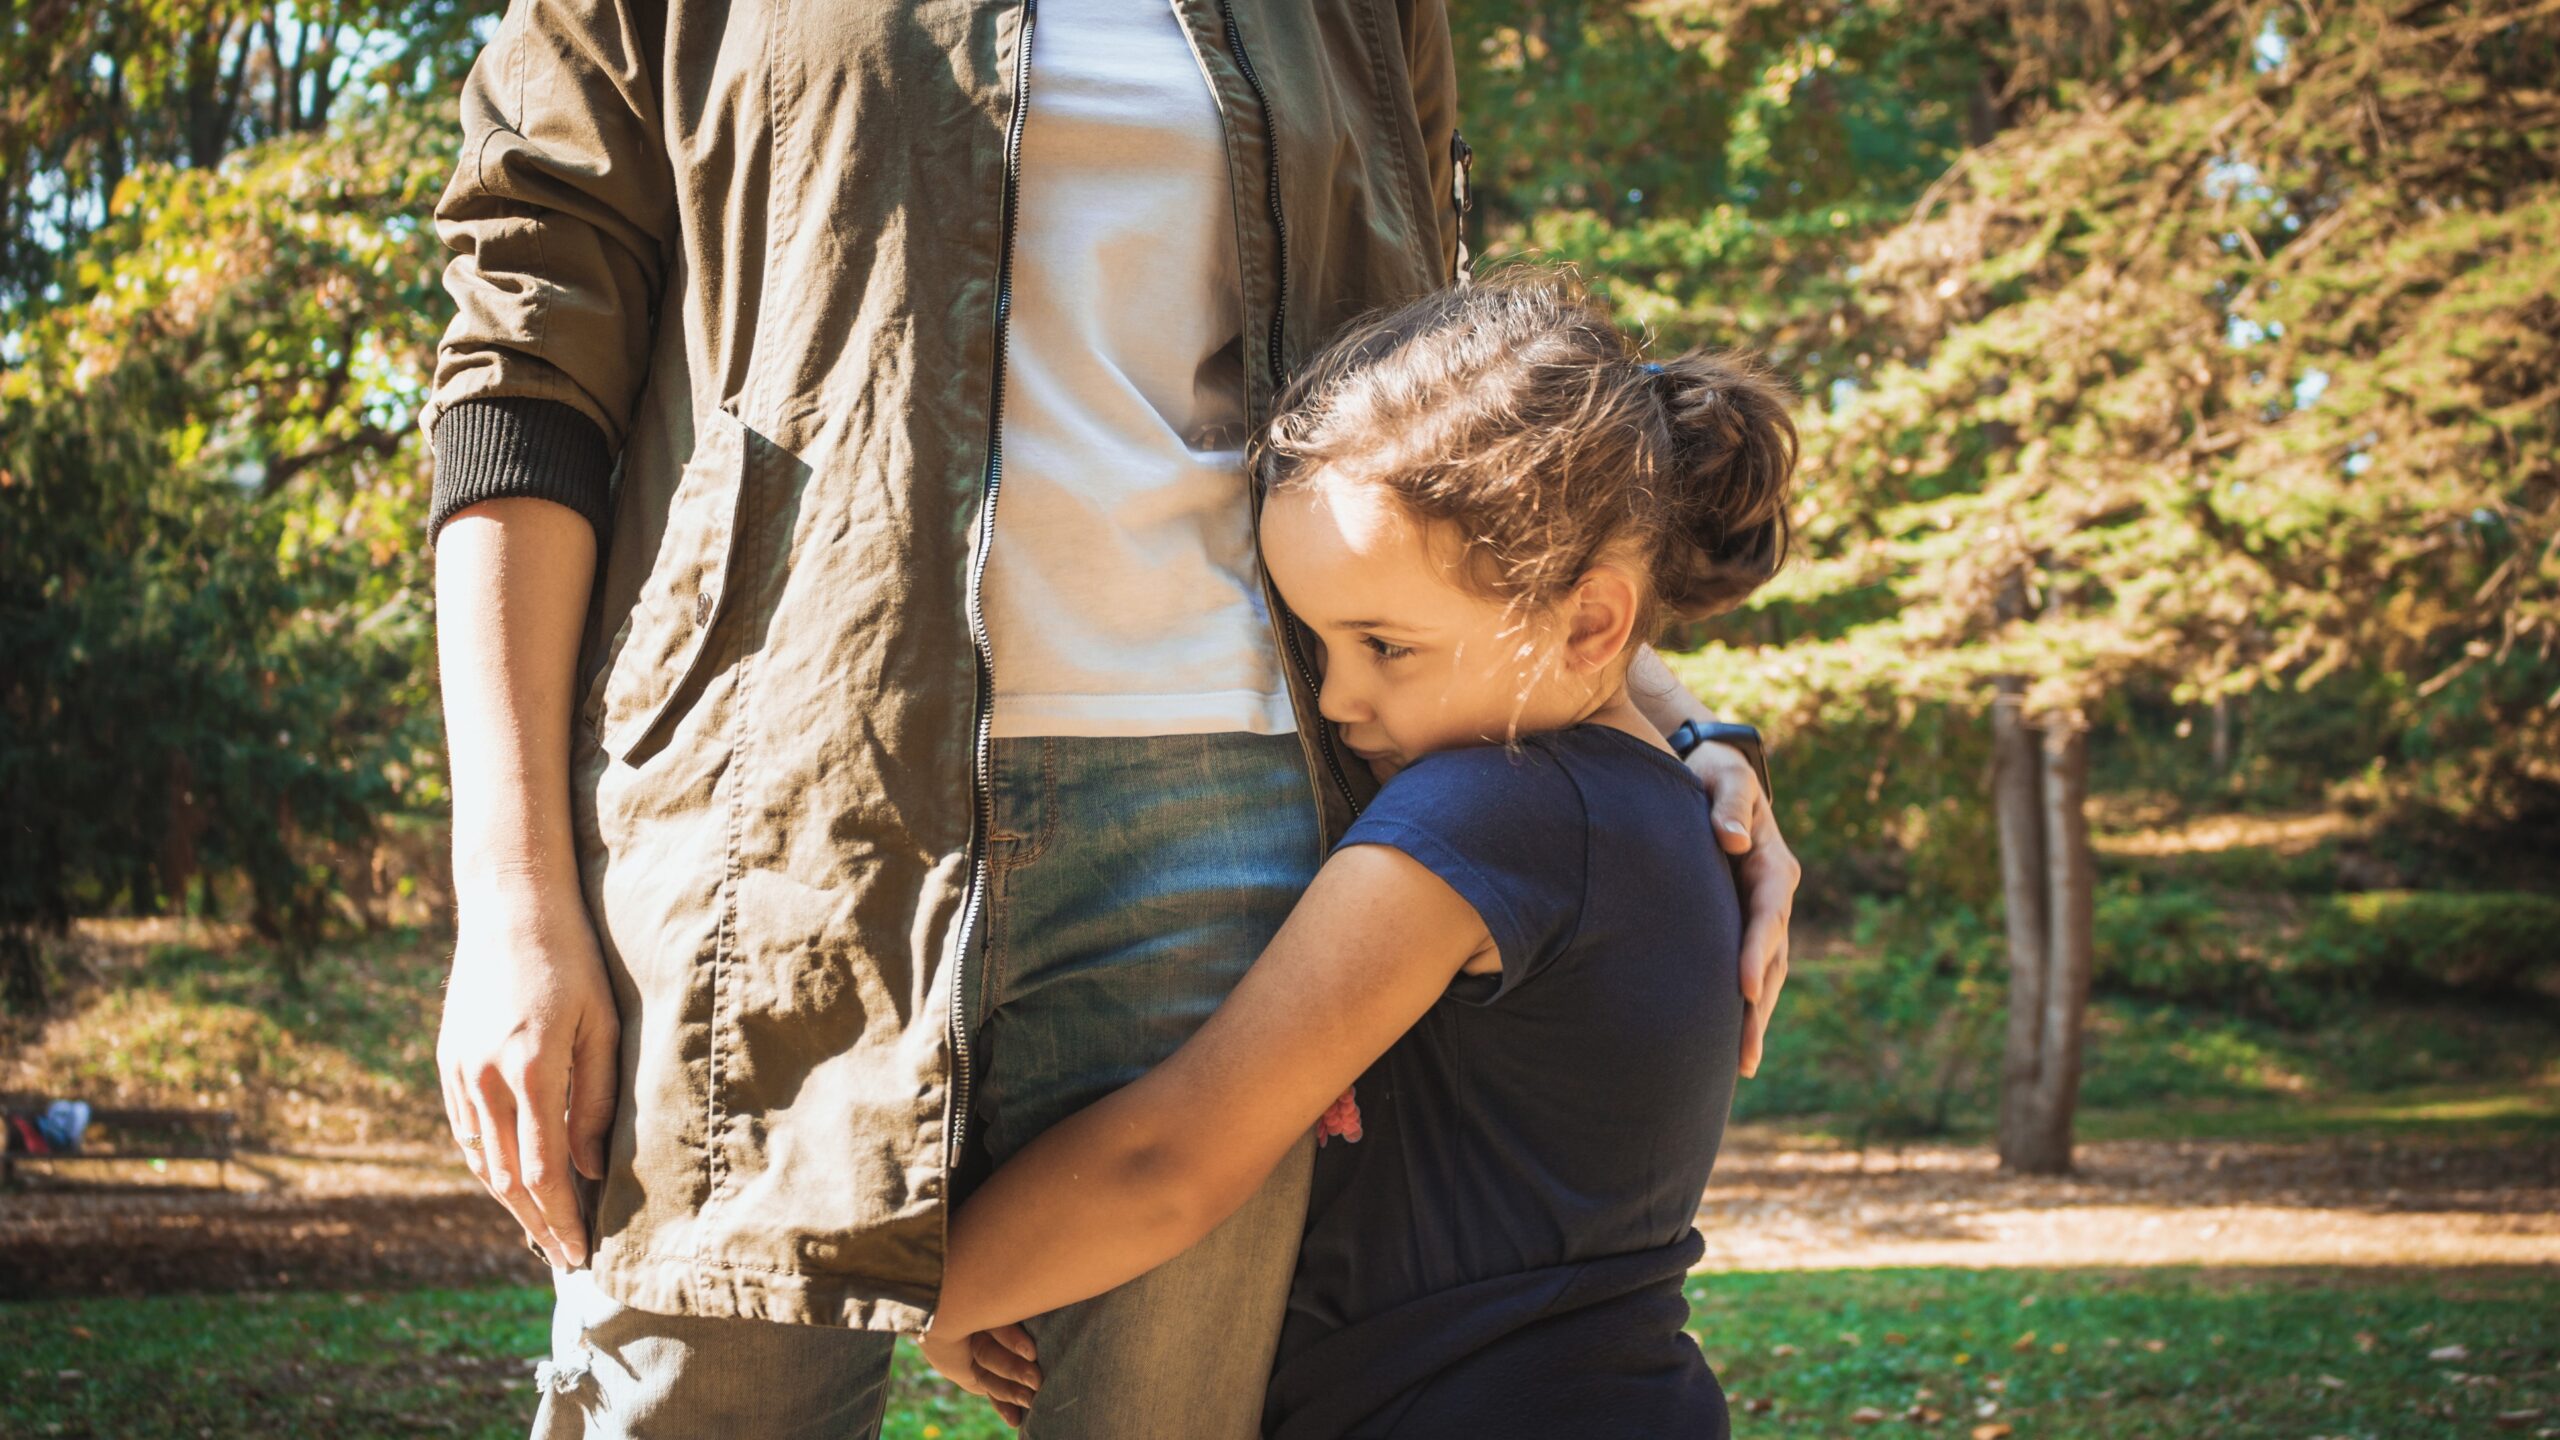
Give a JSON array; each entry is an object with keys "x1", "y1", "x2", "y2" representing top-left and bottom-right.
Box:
[
  {"x1": 6, "y1": 1128, "x2": 2553, "y2": 1300},
  {"x1": 1693, "y1": 1127, "x2": 2560, "y2": 1271}
]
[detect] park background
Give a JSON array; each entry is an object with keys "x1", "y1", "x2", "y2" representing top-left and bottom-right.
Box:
[{"x1": 3, "y1": 0, "x2": 2555, "y2": 1434}]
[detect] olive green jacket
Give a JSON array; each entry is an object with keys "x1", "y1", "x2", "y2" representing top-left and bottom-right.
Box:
[{"x1": 418, "y1": 0, "x2": 1468, "y2": 1331}]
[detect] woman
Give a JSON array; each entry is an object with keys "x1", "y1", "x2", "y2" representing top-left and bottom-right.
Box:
[{"x1": 423, "y1": 2, "x2": 1799, "y2": 1436}]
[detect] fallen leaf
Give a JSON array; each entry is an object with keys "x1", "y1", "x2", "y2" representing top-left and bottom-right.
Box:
[
  {"x1": 1886, "y1": 1331, "x2": 1909, "y2": 1345},
  {"x1": 1770, "y1": 1343, "x2": 1799, "y2": 1358},
  {"x1": 2011, "y1": 1331, "x2": 2038, "y2": 1353},
  {"x1": 2432, "y1": 1344, "x2": 2471, "y2": 1362},
  {"x1": 2141, "y1": 1338, "x2": 2167, "y2": 1353},
  {"x1": 1851, "y1": 1406, "x2": 1890, "y2": 1425},
  {"x1": 2491, "y1": 1410, "x2": 2544, "y2": 1431},
  {"x1": 1972, "y1": 1425, "x2": 2014, "y2": 1440},
  {"x1": 1743, "y1": 1396, "x2": 1775, "y2": 1415},
  {"x1": 2317, "y1": 1375, "x2": 2347, "y2": 1389},
  {"x1": 2355, "y1": 1331, "x2": 2379, "y2": 1353}
]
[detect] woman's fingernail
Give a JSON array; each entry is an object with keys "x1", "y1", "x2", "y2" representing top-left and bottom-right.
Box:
[{"x1": 1722, "y1": 819, "x2": 1749, "y2": 834}]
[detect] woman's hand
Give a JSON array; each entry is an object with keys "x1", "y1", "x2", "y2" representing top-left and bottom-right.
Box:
[
  {"x1": 1682, "y1": 740, "x2": 1799, "y2": 1079},
  {"x1": 436, "y1": 882, "x2": 620, "y2": 1270},
  {"x1": 919, "y1": 1322, "x2": 1042, "y2": 1428}
]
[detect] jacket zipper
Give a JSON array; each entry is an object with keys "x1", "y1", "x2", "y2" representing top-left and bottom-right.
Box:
[
  {"x1": 1222, "y1": 1, "x2": 1359, "y2": 820},
  {"x1": 950, "y1": 0, "x2": 1039, "y2": 1165}
]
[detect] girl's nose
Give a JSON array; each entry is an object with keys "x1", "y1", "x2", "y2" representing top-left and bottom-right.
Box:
[{"x1": 1317, "y1": 674, "x2": 1366, "y2": 726}]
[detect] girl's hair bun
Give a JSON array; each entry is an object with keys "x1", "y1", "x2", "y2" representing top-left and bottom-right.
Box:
[{"x1": 1645, "y1": 351, "x2": 1798, "y2": 623}]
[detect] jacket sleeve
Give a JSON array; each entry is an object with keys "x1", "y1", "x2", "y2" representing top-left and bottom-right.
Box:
[
  {"x1": 418, "y1": 0, "x2": 677, "y2": 551},
  {"x1": 1397, "y1": 0, "x2": 1467, "y2": 286}
]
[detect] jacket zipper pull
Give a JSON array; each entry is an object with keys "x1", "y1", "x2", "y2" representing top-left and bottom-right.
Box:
[{"x1": 1451, "y1": 130, "x2": 1475, "y2": 288}]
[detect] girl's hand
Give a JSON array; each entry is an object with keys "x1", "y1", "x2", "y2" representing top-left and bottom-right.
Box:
[
  {"x1": 1681, "y1": 740, "x2": 1799, "y2": 1080},
  {"x1": 919, "y1": 1322, "x2": 1041, "y2": 1428}
]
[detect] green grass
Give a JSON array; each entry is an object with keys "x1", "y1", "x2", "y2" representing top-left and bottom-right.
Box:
[
  {"x1": 6, "y1": 1268, "x2": 2553, "y2": 1438},
  {"x1": 7, "y1": 925, "x2": 454, "y2": 1145},
  {"x1": 2077, "y1": 1078, "x2": 2560, "y2": 1144},
  {"x1": 0, "y1": 1286, "x2": 1012, "y2": 1440},
  {"x1": 1685, "y1": 1266, "x2": 2558, "y2": 1438}
]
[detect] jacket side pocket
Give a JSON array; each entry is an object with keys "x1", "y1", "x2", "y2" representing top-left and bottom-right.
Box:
[{"x1": 592, "y1": 403, "x2": 751, "y2": 764}]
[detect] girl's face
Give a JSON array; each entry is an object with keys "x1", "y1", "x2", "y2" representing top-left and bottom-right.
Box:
[{"x1": 1261, "y1": 466, "x2": 1636, "y2": 782}]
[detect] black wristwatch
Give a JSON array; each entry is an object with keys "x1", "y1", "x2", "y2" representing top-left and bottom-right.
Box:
[{"x1": 1666, "y1": 718, "x2": 1774, "y2": 813}]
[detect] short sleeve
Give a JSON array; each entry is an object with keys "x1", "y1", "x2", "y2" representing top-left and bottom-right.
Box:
[{"x1": 1334, "y1": 742, "x2": 1590, "y2": 1002}]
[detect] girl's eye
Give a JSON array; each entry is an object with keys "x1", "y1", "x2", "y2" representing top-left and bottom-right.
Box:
[{"x1": 1363, "y1": 635, "x2": 1412, "y2": 662}]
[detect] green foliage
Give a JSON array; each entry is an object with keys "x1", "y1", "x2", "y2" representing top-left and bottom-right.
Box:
[
  {"x1": 1601, "y1": 1, "x2": 2560, "y2": 898},
  {"x1": 2093, "y1": 882, "x2": 2560, "y2": 1019},
  {"x1": 1735, "y1": 898, "x2": 2006, "y2": 1137},
  {"x1": 1458, "y1": 0, "x2": 1986, "y2": 392},
  {"x1": 0, "y1": 1, "x2": 491, "y2": 315},
  {"x1": 2303, "y1": 891, "x2": 2560, "y2": 997},
  {"x1": 1, "y1": 95, "x2": 455, "y2": 993}
]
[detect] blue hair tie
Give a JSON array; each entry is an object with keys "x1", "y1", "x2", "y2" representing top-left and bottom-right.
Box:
[{"x1": 1641, "y1": 361, "x2": 1665, "y2": 375}]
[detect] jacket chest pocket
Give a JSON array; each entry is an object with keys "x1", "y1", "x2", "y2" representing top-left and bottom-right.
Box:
[{"x1": 587, "y1": 404, "x2": 753, "y2": 765}]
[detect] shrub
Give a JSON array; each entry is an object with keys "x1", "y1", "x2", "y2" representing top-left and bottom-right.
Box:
[
  {"x1": 2092, "y1": 883, "x2": 2560, "y2": 1021},
  {"x1": 1738, "y1": 897, "x2": 2005, "y2": 1139}
]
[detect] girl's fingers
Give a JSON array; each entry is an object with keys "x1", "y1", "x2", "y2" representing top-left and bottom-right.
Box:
[
  {"x1": 995, "y1": 1399, "x2": 1028, "y2": 1429},
  {"x1": 972, "y1": 1329, "x2": 1042, "y2": 1392},
  {"x1": 987, "y1": 1322, "x2": 1041, "y2": 1368},
  {"x1": 971, "y1": 1330, "x2": 1043, "y2": 1398}
]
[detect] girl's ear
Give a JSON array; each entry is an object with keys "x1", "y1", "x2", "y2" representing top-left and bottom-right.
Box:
[{"x1": 1563, "y1": 563, "x2": 1642, "y2": 674}]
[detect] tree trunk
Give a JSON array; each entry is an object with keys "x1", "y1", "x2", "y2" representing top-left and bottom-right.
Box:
[
  {"x1": 2006, "y1": 721, "x2": 2095, "y2": 1174},
  {"x1": 0, "y1": 927, "x2": 44, "y2": 1012},
  {"x1": 1991, "y1": 676, "x2": 2049, "y2": 1164},
  {"x1": 2210, "y1": 692, "x2": 2234, "y2": 773}
]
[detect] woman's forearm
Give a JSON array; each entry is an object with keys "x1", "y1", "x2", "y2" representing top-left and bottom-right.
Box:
[
  {"x1": 1629, "y1": 644, "x2": 1717, "y2": 735},
  {"x1": 434, "y1": 497, "x2": 598, "y2": 905}
]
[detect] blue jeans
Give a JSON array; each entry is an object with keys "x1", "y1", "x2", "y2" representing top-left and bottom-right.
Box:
[{"x1": 530, "y1": 729, "x2": 1325, "y2": 1439}]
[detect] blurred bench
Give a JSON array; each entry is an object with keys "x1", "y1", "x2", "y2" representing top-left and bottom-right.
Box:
[{"x1": 0, "y1": 1096, "x2": 237, "y2": 1188}]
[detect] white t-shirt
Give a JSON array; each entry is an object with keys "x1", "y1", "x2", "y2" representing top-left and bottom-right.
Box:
[{"x1": 983, "y1": 0, "x2": 1297, "y2": 739}]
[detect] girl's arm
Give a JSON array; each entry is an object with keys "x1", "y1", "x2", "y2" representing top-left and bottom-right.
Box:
[{"x1": 926, "y1": 842, "x2": 1491, "y2": 1343}]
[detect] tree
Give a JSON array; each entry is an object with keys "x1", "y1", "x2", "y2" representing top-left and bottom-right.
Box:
[
  {"x1": 1, "y1": 9, "x2": 476, "y2": 1002},
  {"x1": 1611, "y1": 0, "x2": 2558, "y2": 1149}
]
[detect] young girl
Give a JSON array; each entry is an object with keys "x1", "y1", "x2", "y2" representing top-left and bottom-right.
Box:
[{"x1": 918, "y1": 264, "x2": 1797, "y2": 1438}]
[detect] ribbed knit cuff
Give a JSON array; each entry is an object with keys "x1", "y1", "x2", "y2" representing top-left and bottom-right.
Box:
[{"x1": 427, "y1": 396, "x2": 616, "y2": 552}]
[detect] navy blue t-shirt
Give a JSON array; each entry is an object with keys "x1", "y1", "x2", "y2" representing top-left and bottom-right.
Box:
[{"x1": 1263, "y1": 724, "x2": 1746, "y2": 1440}]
